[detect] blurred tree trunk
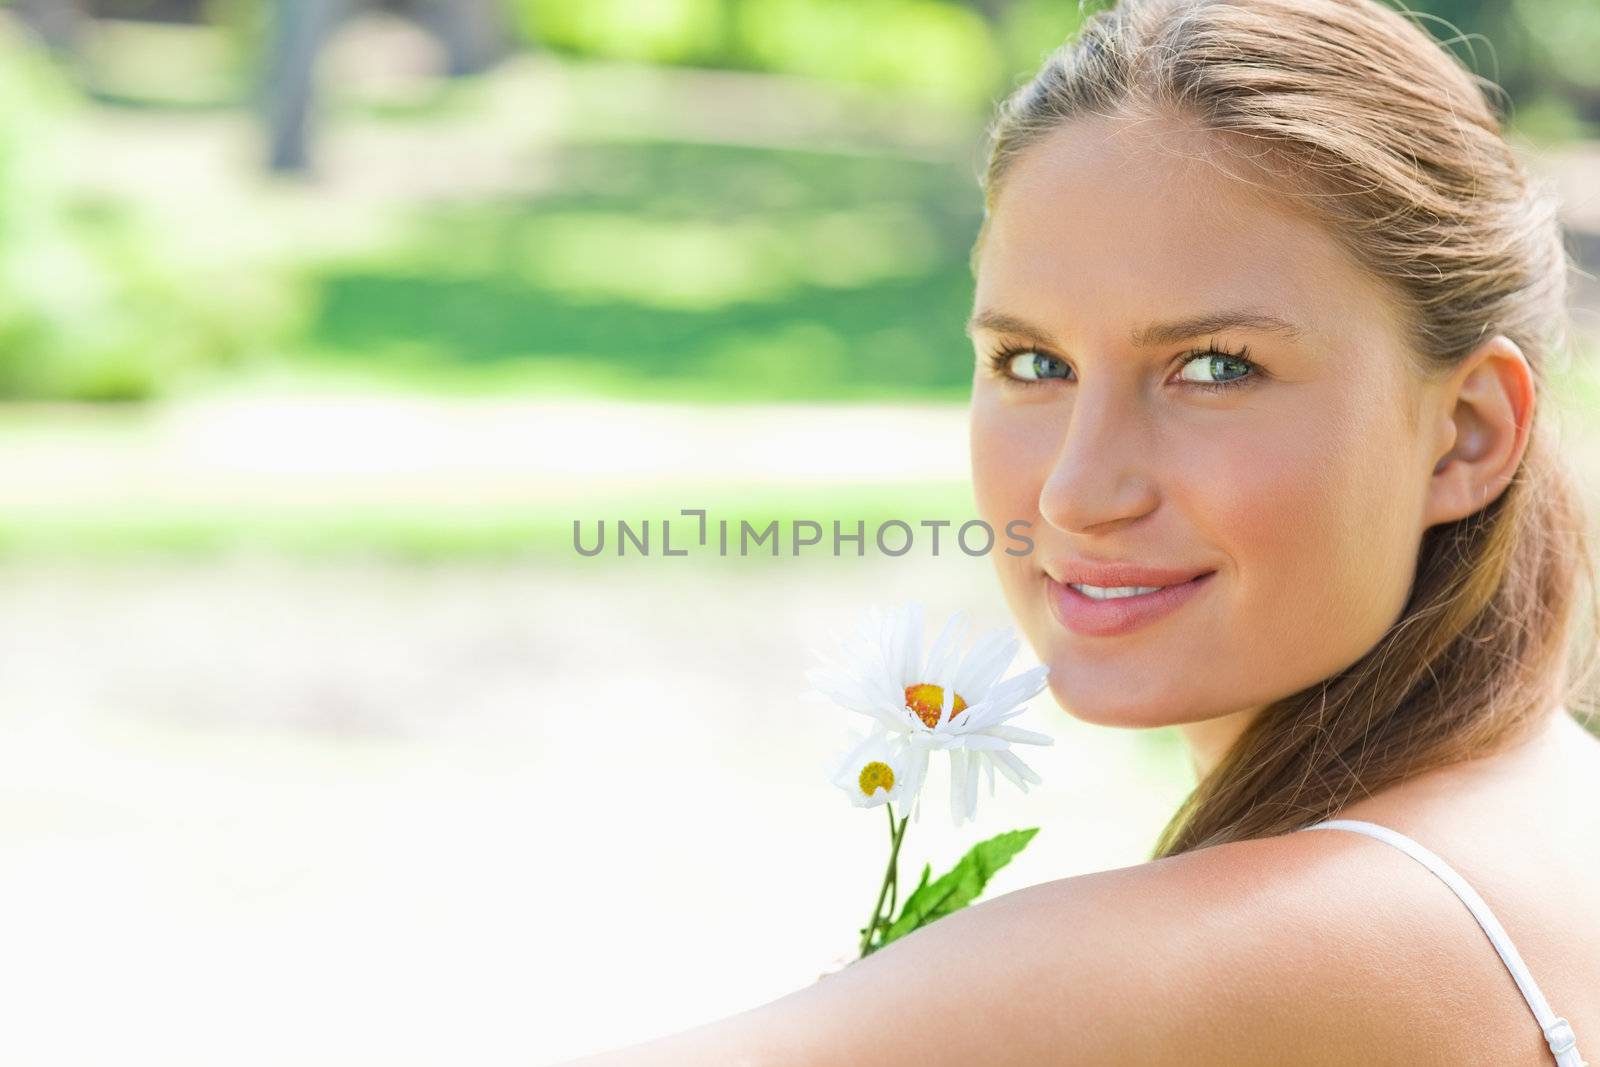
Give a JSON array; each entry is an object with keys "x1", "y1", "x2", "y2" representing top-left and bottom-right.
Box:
[
  {"x1": 262, "y1": 0, "x2": 509, "y2": 173},
  {"x1": 405, "y1": 0, "x2": 508, "y2": 76},
  {"x1": 12, "y1": 0, "x2": 84, "y2": 53},
  {"x1": 263, "y1": 0, "x2": 352, "y2": 172}
]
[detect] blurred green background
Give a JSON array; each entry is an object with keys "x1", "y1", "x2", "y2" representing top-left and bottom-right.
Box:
[
  {"x1": 0, "y1": 4, "x2": 1594, "y2": 1065},
  {"x1": 4, "y1": 0, "x2": 1599, "y2": 401},
  {"x1": 0, "y1": 0, "x2": 1595, "y2": 557}
]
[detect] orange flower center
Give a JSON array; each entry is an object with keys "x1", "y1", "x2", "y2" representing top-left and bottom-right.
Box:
[{"x1": 904, "y1": 683, "x2": 968, "y2": 729}]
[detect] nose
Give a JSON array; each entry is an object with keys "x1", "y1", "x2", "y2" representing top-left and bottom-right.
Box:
[{"x1": 1036, "y1": 387, "x2": 1160, "y2": 534}]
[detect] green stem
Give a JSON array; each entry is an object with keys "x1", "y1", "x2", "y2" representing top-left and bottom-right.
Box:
[
  {"x1": 887, "y1": 843, "x2": 899, "y2": 918},
  {"x1": 859, "y1": 802, "x2": 911, "y2": 958}
]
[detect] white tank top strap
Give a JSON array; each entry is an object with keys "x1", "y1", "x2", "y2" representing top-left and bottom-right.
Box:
[{"x1": 1300, "y1": 818, "x2": 1587, "y2": 1067}]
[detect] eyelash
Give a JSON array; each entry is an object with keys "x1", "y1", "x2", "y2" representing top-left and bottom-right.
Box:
[{"x1": 983, "y1": 341, "x2": 1262, "y2": 395}]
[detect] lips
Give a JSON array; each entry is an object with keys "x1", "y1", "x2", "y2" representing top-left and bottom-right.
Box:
[
  {"x1": 1046, "y1": 570, "x2": 1214, "y2": 638},
  {"x1": 1047, "y1": 558, "x2": 1216, "y2": 588}
]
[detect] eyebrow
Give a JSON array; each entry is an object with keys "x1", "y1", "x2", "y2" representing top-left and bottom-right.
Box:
[{"x1": 964, "y1": 308, "x2": 1306, "y2": 347}]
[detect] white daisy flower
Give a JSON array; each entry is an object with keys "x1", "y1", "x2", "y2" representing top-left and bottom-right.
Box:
[
  {"x1": 806, "y1": 602, "x2": 1053, "y2": 827},
  {"x1": 828, "y1": 727, "x2": 912, "y2": 809}
]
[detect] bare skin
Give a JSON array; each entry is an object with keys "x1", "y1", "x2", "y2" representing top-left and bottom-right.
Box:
[
  {"x1": 555, "y1": 113, "x2": 1600, "y2": 1064},
  {"x1": 559, "y1": 711, "x2": 1600, "y2": 1066}
]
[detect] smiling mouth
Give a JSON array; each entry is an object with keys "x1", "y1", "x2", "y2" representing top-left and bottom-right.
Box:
[
  {"x1": 1044, "y1": 570, "x2": 1215, "y2": 637},
  {"x1": 1066, "y1": 580, "x2": 1192, "y2": 599}
]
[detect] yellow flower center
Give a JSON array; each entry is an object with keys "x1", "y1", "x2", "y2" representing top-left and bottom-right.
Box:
[
  {"x1": 858, "y1": 760, "x2": 895, "y2": 796},
  {"x1": 904, "y1": 683, "x2": 968, "y2": 729}
]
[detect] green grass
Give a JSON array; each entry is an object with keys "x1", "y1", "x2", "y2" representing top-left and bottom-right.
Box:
[
  {"x1": 288, "y1": 136, "x2": 987, "y2": 402},
  {"x1": 0, "y1": 480, "x2": 980, "y2": 564}
]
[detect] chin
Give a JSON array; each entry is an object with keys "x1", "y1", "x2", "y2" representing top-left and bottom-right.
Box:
[{"x1": 1041, "y1": 670, "x2": 1194, "y2": 730}]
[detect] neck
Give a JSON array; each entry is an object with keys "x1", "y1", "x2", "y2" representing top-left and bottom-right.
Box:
[{"x1": 1179, "y1": 707, "x2": 1260, "y2": 779}]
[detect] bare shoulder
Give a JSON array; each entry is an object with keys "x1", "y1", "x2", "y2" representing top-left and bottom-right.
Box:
[
  {"x1": 568, "y1": 828, "x2": 1541, "y2": 1067},
  {"x1": 783, "y1": 828, "x2": 1529, "y2": 1066},
  {"x1": 560, "y1": 718, "x2": 1600, "y2": 1067}
]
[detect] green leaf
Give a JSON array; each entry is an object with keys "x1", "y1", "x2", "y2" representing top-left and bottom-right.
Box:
[
  {"x1": 879, "y1": 827, "x2": 1039, "y2": 947},
  {"x1": 905, "y1": 862, "x2": 932, "y2": 908},
  {"x1": 859, "y1": 863, "x2": 930, "y2": 957}
]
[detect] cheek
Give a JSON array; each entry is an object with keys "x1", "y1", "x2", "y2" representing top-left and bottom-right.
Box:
[
  {"x1": 1189, "y1": 393, "x2": 1420, "y2": 686},
  {"x1": 969, "y1": 388, "x2": 1059, "y2": 645},
  {"x1": 969, "y1": 388, "x2": 1057, "y2": 526}
]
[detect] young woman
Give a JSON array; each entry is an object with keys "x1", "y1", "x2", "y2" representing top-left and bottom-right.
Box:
[{"x1": 560, "y1": 0, "x2": 1600, "y2": 1062}]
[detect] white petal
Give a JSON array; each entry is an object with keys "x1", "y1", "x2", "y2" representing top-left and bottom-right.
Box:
[
  {"x1": 804, "y1": 667, "x2": 878, "y2": 713},
  {"x1": 851, "y1": 703, "x2": 911, "y2": 734},
  {"x1": 942, "y1": 697, "x2": 997, "y2": 732},
  {"x1": 954, "y1": 627, "x2": 1018, "y2": 701},
  {"x1": 909, "y1": 603, "x2": 930, "y2": 682},
  {"x1": 899, "y1": 742, "x2": 930, "y2": 807},
  {"x1": 896, "y1": 705, "x2": 930, "y2": 733},
  {"x1": 985, "y1": 704, "x2": 1035, "y2": 727},
  {"x1": 984, "y1": 724, "x2": 1054, "y2": 746},
  {"x1": 946, "y1": 734, "x2": 1009, "y2": 751},
  {"x1": 923, "y1": 609, "x2": 967, "y2": 686},
  {"x1": 873, "y1": 608, "x2": 896, "y2": 676},
  {"x1": 879, "y1": 603, "x2": 911, "y2": 684},
  {"x1": 949, "y1": 748, "x2": 967, "y2": 826},
  {"x1": 990, "y1": 751, "x2": 1028, "y2": 790},
  {"x1": 828, "y1": 727, "x2": 867, "y2": 770},
  {"x1": 831, "y1": 725, "x2": 895, "y2": 782},
  {"x1": 986, "y1": 754, "x2": 997, "y2": 799},
  {"x1": 994, "y1": 748, "x2": 1043, "y2": 787},
  {"x1": 863, "y1": 672, "x2": 909, "y2": 712},
  {"x1": 983, "y1": 664, "x2": 1050, "y2": 711}
]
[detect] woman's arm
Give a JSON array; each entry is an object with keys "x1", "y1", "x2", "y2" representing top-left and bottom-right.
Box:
[{"x1": 555, "y1": 830, "x2": 1487, "y2": 1066}]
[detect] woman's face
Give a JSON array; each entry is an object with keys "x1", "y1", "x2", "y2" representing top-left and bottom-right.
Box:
[{"x1": 969, "y1": 114, "x2": 1446, "y2": 735}]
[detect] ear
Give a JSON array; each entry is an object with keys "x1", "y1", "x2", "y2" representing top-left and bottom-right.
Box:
[{"x1": 1422, "y1": 335, "x2": 1536, "y2": 530}]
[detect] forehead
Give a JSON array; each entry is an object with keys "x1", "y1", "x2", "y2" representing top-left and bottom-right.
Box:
[{"x1": 975, "y1": 114, "x2": 1400, "y2": 346}]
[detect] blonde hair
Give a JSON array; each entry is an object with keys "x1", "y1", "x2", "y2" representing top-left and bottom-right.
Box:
[{"x1": 971, "y1": 0, "x2": 1600, "y2": 856}]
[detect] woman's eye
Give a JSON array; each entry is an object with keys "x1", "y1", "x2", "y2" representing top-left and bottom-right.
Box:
[
  {"x1": 1005, "y1": 351, "x2": 1070, "y2": 382},
  {"x1": 987, "y1": 345, "x2": 1259, "y2": 392},
  {"x1": 1176, "y1": 351, "x2": 1254, "y2": 388}
]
